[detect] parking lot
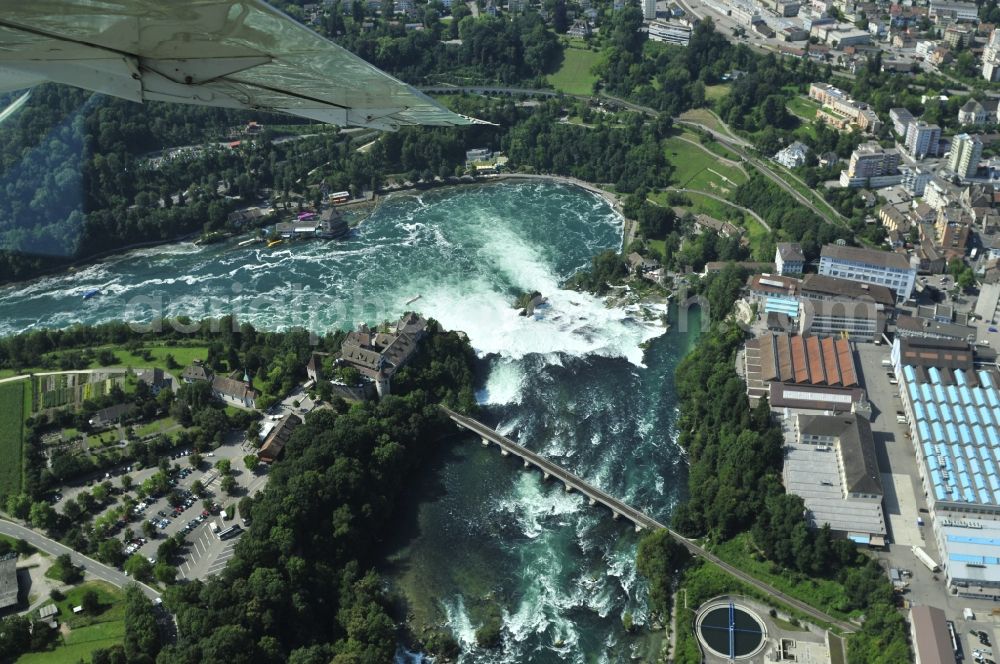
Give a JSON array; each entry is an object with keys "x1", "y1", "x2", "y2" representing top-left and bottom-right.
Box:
[{"x1": 125, "y1": 436, "x2": 269, "y2": 580}]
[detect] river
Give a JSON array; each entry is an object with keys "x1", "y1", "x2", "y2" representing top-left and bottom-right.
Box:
[{"x1": 0, "y1": 181, "x2": 696, "y2": 662}]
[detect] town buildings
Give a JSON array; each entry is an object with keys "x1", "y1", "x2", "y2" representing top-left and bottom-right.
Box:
[
  {"x1": 643, "y1": 0, "x2": 656, "y2": 20},
  {"x1": 0, "y1": 553, "x2": 17, "y2": 609},
  {"x1": 818, "y1": 244, "x2": 917, "y2": 302},
  {"x1": 985, "y1": 29, "x2": 1000, "y2": 82},
  {"x1": 258, "y1": 413, "x2": 302, "y2": 463},
  {"x1": 957, "y1": 99, "x2": 998, "y2": 127}
]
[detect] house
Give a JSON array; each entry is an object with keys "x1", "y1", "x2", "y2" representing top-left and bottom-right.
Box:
[
  {"x1": 88, "y1": 403, "x2": 133, "y2": 428},
  {"x1": 774, "y1": 141, "x2": 810, "y2": 169},
  {"x1": 258, "y1": 413, "x2": 302, "y2": 463},
  {"x1": 628, "y1": 252, "x2": 661, "y2": 275},
  {"x1": 775, "y1": 242, "x2": 805, "y2": 275},
  {"x1": 0, "y1": 552, "x2": 18, "y2": 609},
  {"x1": 957, "y1": 98, "x2": 999, "y2": 126},
  {"x1": 181, "y1": 361, "x2": 213, "y2": 383},
  {"x1": 211, "y1": 376, "x2": 258, "y2": 409},
  {"x1": 136, "y1": 368, "x2": 171, "y2": 395}
]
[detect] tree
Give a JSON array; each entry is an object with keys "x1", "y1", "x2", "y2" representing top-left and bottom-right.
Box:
[
  {"x1": 98, "y1": 538, "x2": 125, "y2": 567},
  {"x1": 636, "y1": 529, "x2": 690, "y2": 618},
  {"x1": 28, "y1": 501, "x2": 57, "y2": 532},
  {"x1": 215, "y1": 458, "x2": 232, "y2": 475},
  {"x1": 154, "y1": 562, "x2": 177, "y2": 585},
  {"x1": 52, "y1": 553, "x2": 82, "y2": 584},
  {"x1": 124, "y1": 554, "x2": 153, "y2": 582},
  {"x1": 123, "y1": 585, "x2": 161, "y2": 662},
  {"x1": 5, "y1": 494, "x2": 31, "y2": 519},
  {"x1": 189, "y1": 453, "x2": 202, "y2": 469},
  {"x1": 220, "y1": 475, "x2": 237, "y2": 496},
  {"x1": 243, "y1": 454, "x2": 259, "y2": 473},
  {"x1": 120, "y1": 475, "x2": 133, "y2": 491},
  {"x1": 190, "y1": 479, "x2": 205, "y2": 497},
  {"x1": 81, "y1": 588, "x2": 101, "y2": 614}
]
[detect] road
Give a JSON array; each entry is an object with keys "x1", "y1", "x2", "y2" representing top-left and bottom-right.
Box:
[
  {"x1": 0, "y1": 519, "x2": 161, "y2": 601},
  {"x1": 446, "y1": 407, "x2": 857, "y2": 634}
]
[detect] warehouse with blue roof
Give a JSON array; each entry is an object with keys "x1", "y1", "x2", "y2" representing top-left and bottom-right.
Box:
[{"x1": 892, "y1": 336, "x2": 1000, "y2": 598}]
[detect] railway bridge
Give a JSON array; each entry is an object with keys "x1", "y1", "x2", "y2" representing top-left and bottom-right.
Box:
[{"x1": 442, "y1": 406, "x2": 857, "y2": 634}]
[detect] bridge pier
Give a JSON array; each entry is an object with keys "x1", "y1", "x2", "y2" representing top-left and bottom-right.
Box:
[
  {"x1": 564, "y1": 483, "x2": 573, "y2": 493},
  {"x1": 501, "y1": 449, "x2": 509, "y2": 457},
  {"x1": 543, "y1": 472, "x2": 550, "y2": 480},
  {"x1": 634, "y1": 524, "x2": 644, "y2": 533},
  {"x1": 523, "y1": 459, "x2": 530, "y2": 468},
  {"x1": 481, "y1": 437, "x2": 489, "y2": 447},
  {"x1": 612, "y1": 511, "x2": 620, "y2": 520},
  {"x1": 589, "y1": 497, "x2": 596, "y2": 506}
]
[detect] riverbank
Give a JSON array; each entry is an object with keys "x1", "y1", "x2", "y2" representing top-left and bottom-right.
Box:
[{"x1": 0, "y1": 172, "x2": 636, "y2": 291}]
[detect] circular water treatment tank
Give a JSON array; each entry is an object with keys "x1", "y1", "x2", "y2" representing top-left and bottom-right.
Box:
[{"x1": 696, "y1": 602, "x2": 767, "y2": 660}]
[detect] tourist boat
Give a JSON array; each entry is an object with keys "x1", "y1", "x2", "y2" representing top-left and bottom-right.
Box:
[
  {"x1": 82, "y1": 289, "x2": 100, "y2": 300},
  {"x1": 267, "y1": 239, "x2": 284, "y2": 248},
  {"x1": 405, "y1": 294, "x2": 421, "y2": 305}
]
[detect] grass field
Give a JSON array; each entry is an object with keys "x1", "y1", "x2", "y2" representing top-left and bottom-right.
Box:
[
  {"x1": 548, "y1": 44, "x2": 604, "y2": 96},
  {"x1": 94, "y1": 345, "x2": 207, "y2": 370},
  {"x1": 0, "y1": 344, "x2": 208, "y2": 380},
  {"x1": 134, "y1": 416, "x2": 178, "y2": 439},
  {"x1": 786, "y1": 95, "x2": 821, "y2": 121},
  {"x1": 19, "y1": 582, "x2": 126, "y2": 664},
  {"x1": 664, "y1": 135, "x2": 747, "y2": 195},
  {"x1": 710, "y1": 534, "x2": 857, "y2": 619},
  {"x1": 678, "y1": 108, "x2": 737, "y2": 139},
  {"x1": 0, "y1": 380, "x2": 26, "y2": 495},
  {"x1": 704, "y1": 84, "x2": 731, "y2": 101}
]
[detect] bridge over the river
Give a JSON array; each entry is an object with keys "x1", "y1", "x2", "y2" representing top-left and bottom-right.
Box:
[{"x1": 442, "y1": 406, "x2": 857, "y2": 634}]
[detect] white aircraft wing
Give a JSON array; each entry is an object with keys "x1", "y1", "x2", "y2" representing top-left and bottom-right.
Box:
[{"x1": 0, "y1": 0, "x2": 484, "y2": 129}]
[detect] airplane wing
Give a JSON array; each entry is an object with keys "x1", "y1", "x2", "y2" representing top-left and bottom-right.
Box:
[{"x1": 0, "y1": 0, "x2": 484, "y2": 130}]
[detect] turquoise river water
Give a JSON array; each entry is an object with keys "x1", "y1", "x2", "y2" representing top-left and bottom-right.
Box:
[{"x1": 0, "y1": 181, "x2": 698, "y2": 662}]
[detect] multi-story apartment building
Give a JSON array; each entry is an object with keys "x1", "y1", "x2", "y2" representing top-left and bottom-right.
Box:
[
  {"x1": 840, "y1": 141, "x2": 902, "y2": 187},
  {"x1": 905, "y1": 121, "x2": 942, "y2": 159},
  {"x1": 948, "y1": 133, "x2": 983, "y2": 178}
]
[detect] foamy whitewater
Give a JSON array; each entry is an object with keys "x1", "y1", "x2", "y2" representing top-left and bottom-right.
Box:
[{"x1": 0, "y1": 181, "x2": 695, "y2": 662}]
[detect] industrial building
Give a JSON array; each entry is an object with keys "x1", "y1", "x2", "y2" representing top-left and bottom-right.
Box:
[
  {"x1": 783, "y1": 413, "x2": 886, "y2": 544},
  {"x1": 909, "y1": 605, "x2": 957, "y2": 664},
  {"x1": 891, "y1": 338, "x2": 1000, "y2": 598},
  {"x1": 743, "y1": 331, "x2": 860, "y2": 405}
]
